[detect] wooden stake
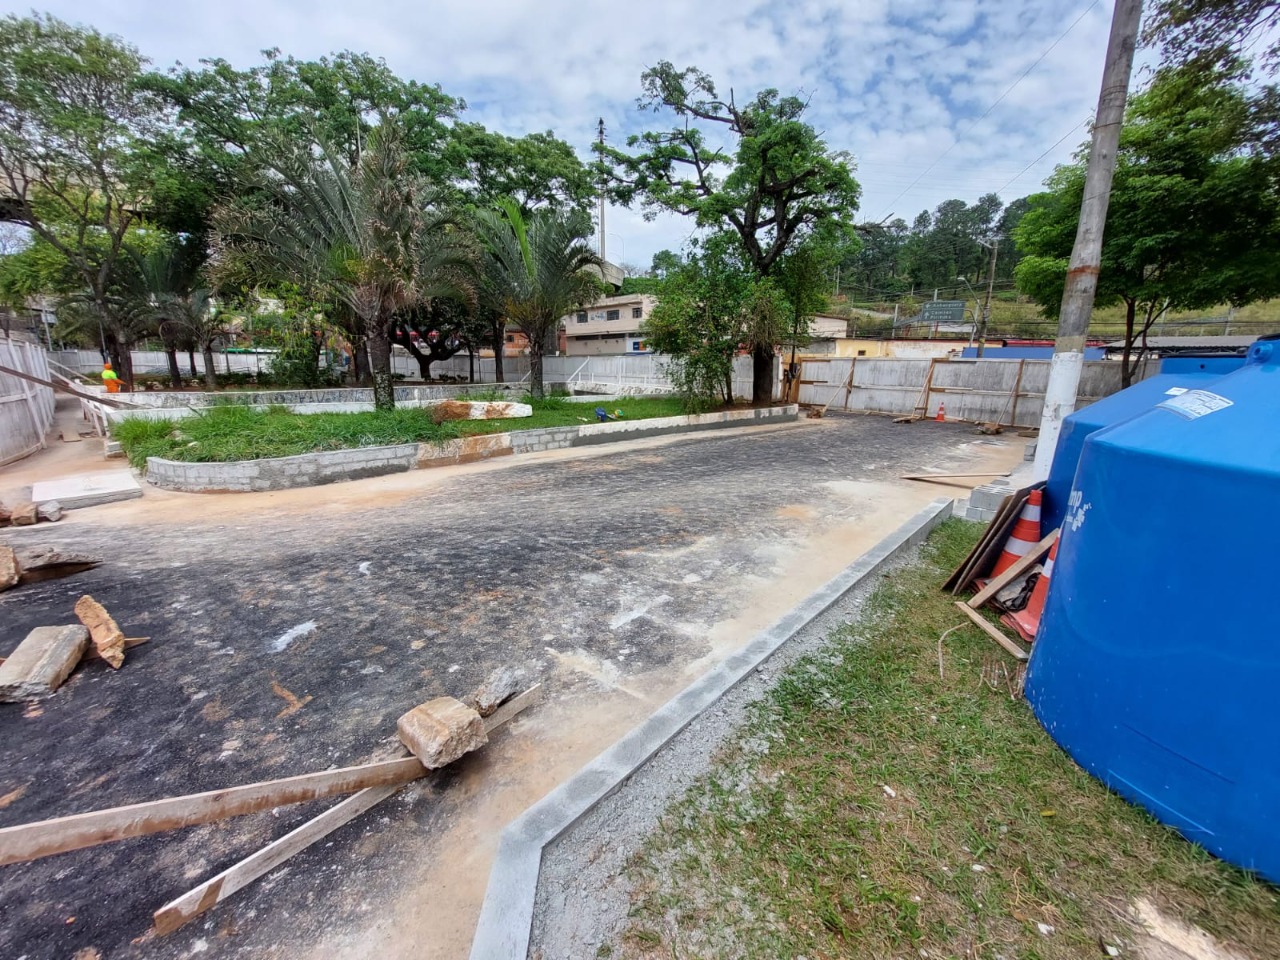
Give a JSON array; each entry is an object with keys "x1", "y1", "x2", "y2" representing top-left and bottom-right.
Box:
[
  {"x1": 967, "y1": 530, "x2": 1057, "y2": 610},
  {"x1": 152, "y1": 684, "x2": 543, "y2": 935},
  {"x1": 954, "y1": 601, "x2": 1029, "y2": 661}
]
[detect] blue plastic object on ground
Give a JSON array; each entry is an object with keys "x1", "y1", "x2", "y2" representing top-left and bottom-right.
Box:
[
  {"x1": 1026, "y1": 337, "x2": 1280, "y2": 881},
  {"x1": 1042, "y1": 355, "x2": 1246, "y2": 533}
]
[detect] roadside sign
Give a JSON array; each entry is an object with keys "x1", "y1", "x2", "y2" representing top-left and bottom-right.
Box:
[{"x1": 921, "y1": 301, "x2": 967, "y2": 325}]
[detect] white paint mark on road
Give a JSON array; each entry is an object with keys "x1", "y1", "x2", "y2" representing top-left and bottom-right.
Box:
[
  {"x1": 358, "y1": 561, "x2": 372, "y2": 576},
  {"x1": 544, "y1": 646, "x2": 645, "y2": 699},
  {"x1": 609, "y1": 594, "x2": 671, "y2": 630},
  {"x1": 269, "y1": 621, "x2": 316, "y2": 653}
]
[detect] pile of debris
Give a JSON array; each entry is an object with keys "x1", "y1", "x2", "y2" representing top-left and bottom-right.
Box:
[
  {"x1": 0, "y1": 499, "x2": 63, "y2": 527},
  {"x1": 946, "y1": 484, "x2": 1060, "y2": 662},
  {"x1": 0, "y1": 593, "x2": 143, "y2": 701},
  {"x1": 0, "y1": 545, "x2": 101, "y2": 595}
]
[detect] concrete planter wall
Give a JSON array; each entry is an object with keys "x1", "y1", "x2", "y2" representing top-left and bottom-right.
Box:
[{"x1": 145, "y1": 405, "x2": 798, "y2": 493}]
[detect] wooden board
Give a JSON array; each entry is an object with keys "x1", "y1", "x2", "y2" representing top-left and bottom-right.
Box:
[
  {"x1": 152, "y1": 684, "x2": 543, "y2": 935},
  {"x1": 955, "y1": 601, "x2": 1029, "y2": 661},
  {"x1": 968, "y1": 530, "x2": 1058, "y2": 610},
  {"x1": 944, "y1": 493, "x2": 1018, "y2": 592},
  {"x1": 0, "y1": 757, "x2": 427, "y2": 867},
  {"x1": 950, "y1": 482, "x2": 1044, "y2": 595}
]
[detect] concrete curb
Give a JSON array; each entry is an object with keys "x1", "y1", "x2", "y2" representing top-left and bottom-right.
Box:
[
  {"x1": 144, "y1": 406, "x2": 800, "y2": 493},
  {"x1": 467, "y1": 496, "x2": 956, "y2": 960}
]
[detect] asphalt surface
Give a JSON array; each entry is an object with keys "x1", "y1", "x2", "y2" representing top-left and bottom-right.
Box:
[{"x1": 0, "y1": 414, "x2": 1008, "y2": 960}]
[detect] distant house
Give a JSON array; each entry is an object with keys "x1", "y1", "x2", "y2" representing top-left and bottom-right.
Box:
[{"x1": 560, "y1": 293, "x2": 656, "y2": 356}]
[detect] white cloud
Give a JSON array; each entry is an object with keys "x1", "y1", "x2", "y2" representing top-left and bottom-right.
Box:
[{"x1": 20, "y1": 0, "x2": 1125, "y2": 264}]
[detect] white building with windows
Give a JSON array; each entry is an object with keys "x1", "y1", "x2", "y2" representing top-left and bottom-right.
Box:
[{"x1": 561, "y1": 294, "x2": 656, "y2": 356}]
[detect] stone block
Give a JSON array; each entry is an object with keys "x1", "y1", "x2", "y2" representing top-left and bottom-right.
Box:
[
  {"x1": 0, "y1": 625, "x2": 90, "y2": 702},
  {"x1": 0, "y1": 546, "x2": 17, "y2": 592},
  {"x1": 10, "y1": 502, "x2": 38, "y2": 525},
  {"x1": 397, "y1": 696, "x2": 488, "y2": 769},
  {"x1": 37, "y1": 501, "x2": 63, "y2": 522}
]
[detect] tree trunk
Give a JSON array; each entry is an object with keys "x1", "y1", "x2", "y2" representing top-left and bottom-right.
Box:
[
  {"x1": 165, "y1": 348, "x2": 182, "y2": 389},
  {"x1": 751, "y1": 344, "x2": 774, "y2": 406},
  {"x1": 187, "y1": 349, "x2": 198, "y2": 378},
  {"x1": 468, "y1": 345, "x2": 475, "y2": 384},
  {"x1": 1121, "y1": 299, "x2": 1137, "y2": 388},
  {"x1": 492, "y1": 320, "x2": 505, "y2": 383},
  {"x1": 528, "y1": 335, "x2": 545, "y2": 400},
  {"x1": 366, "y1": 330, "x2": 395, "y2": 410},
  {"x1": 201, "y1": 344, "x2": 219, "y2": 391}
]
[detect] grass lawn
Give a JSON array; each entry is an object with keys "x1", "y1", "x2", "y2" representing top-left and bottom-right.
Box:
[
  {"x1": 617, "y1": 519, "x2": 1280, "y2": 959},
  {"x1": 114, "y1": 395, "x2": 689, "y2": 469}
]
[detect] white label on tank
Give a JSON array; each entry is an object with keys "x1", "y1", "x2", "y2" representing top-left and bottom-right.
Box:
[
  {"x1": 1164, "y1": 387, "x2": 1189, "y2": 396},
  {"x1": 1157, "y1": 389, "x2": 1233, "y2": 420}
]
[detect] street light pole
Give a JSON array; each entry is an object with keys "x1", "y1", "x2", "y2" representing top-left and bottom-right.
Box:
[{"x1": 1033, "y1": 0, "x2": 1144, "y2": 481}]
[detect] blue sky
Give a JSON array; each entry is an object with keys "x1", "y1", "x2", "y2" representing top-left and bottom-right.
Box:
[{"x1": 9, "y1": 0, "x2": 1122, "y2": 267}]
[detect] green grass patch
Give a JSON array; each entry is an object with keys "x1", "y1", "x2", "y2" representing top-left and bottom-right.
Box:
[
  {"x1": 114, "y1": 396, "x2": 690, "y2": 469},
  {"x1": 615, "y1": 519, "x2": 1280, "y2": 959}
]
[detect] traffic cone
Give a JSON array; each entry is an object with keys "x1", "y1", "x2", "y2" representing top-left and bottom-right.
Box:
[
  {"x1": 1002, "y1": 537, "x2": 1058, "y2": 641},
  {"x1": 990, "y1": 489, "x2": 1042, "y2": 577},
  {"x1": 935, "y1": 403, "x2": 946, "y2": 422}
]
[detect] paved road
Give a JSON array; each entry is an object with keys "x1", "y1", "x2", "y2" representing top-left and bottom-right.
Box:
[{"x1": 0, "y1": 414, "x2": 1021, "y2": 960}]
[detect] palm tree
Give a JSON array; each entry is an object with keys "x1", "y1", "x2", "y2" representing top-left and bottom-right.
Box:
[
  {"x1": 215, "y1": 120, "x2": 473, "y2": 410},
  {"x1": 473, "y1": 199, "x2": 601, "y2": 399}
]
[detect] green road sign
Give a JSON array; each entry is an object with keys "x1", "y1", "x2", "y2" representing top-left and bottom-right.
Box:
[{"x1": 921, "y1": 300, "x2": 967, "y2": 325}]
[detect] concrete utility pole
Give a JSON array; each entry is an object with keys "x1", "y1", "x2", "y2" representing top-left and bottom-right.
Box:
[
  {"x1": 1033, "y1": 0, "x2": 1144, "y2": 481},
  {"x1": 977, "y1": 239, "x2": 998, "y2": 358}
]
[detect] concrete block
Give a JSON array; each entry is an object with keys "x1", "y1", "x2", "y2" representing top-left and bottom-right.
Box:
[
  {"x1": 0, "y1": 625, "x2": 89, "y2": 702},
  {"x1": 32, "y1": 471, "x2": 142, "y2": 510},
  {"x1": 397, "y1": 697, "x2": 488, "y2": 769}
]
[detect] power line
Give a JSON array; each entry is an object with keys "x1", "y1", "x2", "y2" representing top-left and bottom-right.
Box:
[
  {"x1": 990, "y1": 120, "x2": 1090, "y2": 196},
  {"x1": 875, "y1": 0, "x2": 1101, "y2": 219}
]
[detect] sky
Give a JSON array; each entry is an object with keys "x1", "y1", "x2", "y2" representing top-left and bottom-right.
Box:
[{"x1": 9, "y1": 0, "x2": 1125, "y2": 268}]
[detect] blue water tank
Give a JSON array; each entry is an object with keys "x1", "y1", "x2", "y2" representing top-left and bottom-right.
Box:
[
  {"x1": 1042, "y1": 354, "x2": 1246, "y2": 533},
  {"x1": 1026, "y1": 338, "x2": 1280, "y2": 880}
]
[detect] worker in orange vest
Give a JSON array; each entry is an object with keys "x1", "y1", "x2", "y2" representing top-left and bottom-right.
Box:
[{"x1": 101, "y1": 361, "x2": 121, "y2": 393}]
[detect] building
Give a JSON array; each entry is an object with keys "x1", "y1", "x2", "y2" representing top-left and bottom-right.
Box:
[{"x1": 561, "y1": 293, "x2": 656, "y2": 356}]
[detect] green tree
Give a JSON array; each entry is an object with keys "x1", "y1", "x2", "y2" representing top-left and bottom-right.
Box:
[
  {"x1": 216, "y1": 120, "x2": 474, "y2": 409},
  {"x1": 473, "y1": 199, "x2": 600, "y2": 399},
  {"x1": 1014, "y1": 67, "x2": 1280, "y2": 385},
  {"x1": 0, "y1": 13, "x2": 172, "y2": 385},
  {"x1": 443, "y1": 124, "x2": 595, "y2": 212},
  {"x1": 603, "y1": 62, "x2": 861, "y2": 402},
  {"x1": 1147, "y1": 1, "x2": 1280, "y2": 74}
]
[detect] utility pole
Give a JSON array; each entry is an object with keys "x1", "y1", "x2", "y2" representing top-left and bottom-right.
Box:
[
  {"x1": 597, "y1": 118, "x2": 607, "y2": 263},
  {"x1": 976, "y1": 239, "x2": 998, "y2": 357},
  {"x1": 1033, "y1": 0, "x2": 1143, "y2": 482}
]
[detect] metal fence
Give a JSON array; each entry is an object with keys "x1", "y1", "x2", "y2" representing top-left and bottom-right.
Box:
[{"x1": 0, "y1": 335, "x2": 56, "y2": 466}]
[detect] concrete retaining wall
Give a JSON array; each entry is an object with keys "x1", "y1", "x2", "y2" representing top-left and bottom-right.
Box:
[{"x1": 145, "y1": 405, "x2": 799, "y2": 493}]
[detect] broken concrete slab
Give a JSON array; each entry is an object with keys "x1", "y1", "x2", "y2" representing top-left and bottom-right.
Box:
[
  {"x1": 74, "y1": 595, "x2": 126, "y2": 669},
  {"x1": 0, "y1": 547, "x2": 17, "y2": 592},
  {"x1": 396, "y1": 697, "x2": 488, "y2": 769},
  {"x1": 12, "y1": 547, "x2": 101, "y2": 584},
  {"x1": 0, "y1": 625, "x2": 90, "y2": 702},
  {"x1": 31, "y1": 470, "x2": 142, "y2": 511},
  {"x1": 36, "y1": 501, "x2": 63, "y2": 522},
  {"x1": 10, "y1": 502, "x2": 37, "y2": 526},
  {"x1": 0, "y1": 504, "x2": 10, "y2": 527},
  {"x1": 468, "y1": 667, "x2": 524, "y2": 717}
]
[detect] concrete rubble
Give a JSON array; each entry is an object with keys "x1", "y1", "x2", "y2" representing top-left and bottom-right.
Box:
[
  {"x1": 36, "y1": 500, "x2": 63, "y2": 522},
  {"x1": 74, "y1": 595, "x2": 126, "y2": 669},
  {"x1": 0, "y1": 625, "x2": 90, "y2": 702},
  {"x1": 10, "y1": 502, "x2": 38, "y2": 526},
  {"x1": 0, "y1": 546, "x2": 17, "y2": 592},
  {"x1": 468, "y1": 666, "x2": 524, "y2": 717},
  {"x1": 396, "y1": 696, "x2": 489, "y2": 769}
]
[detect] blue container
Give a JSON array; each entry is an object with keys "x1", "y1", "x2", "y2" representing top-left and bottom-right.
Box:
[
  {"x1": 1042, "y1": 355, "x2": 1245, "y2": 533},
  {"x1": 1026, "y1": 338, "x2": 1280, "y2": 880}
]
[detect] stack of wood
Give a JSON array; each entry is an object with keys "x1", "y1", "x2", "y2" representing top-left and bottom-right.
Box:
[{"x1": 0, "y1": 670, "x2": 542, "y2": 936}]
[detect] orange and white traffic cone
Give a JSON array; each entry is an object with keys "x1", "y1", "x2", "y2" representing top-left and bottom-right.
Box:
[
  {"x1": 1002, "y1": 536, "x2": 1058, "y2": 642},
  {"x1": 935, "y1": 403, "x2": 946, "y2": 422},
  {"x1": 990, "y1": 489, "x2": 1042, "y2": 577}
]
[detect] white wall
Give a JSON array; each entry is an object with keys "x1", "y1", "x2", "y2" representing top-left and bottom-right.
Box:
[{"x1": 0, "y1": 335, "x2": 56, "y2": 466}]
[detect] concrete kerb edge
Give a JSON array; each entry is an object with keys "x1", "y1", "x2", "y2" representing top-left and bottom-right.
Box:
[
  {"x1": 142, "y1": 405, "x2": 802, "y2": 493},
  {"x1": 467, "y1": 495, "x2": 955, "y2": 960}
]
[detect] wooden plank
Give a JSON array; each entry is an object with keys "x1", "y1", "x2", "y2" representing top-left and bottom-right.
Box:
[
  {"x1": 968, "y1": 530, "x2": 1058, "y2": 610},
  {"x1": 0, "y1": 362, "x2": 129, "y2": 408},
  {"x1": 820, "y1": 359, "x2": 857, "y2": 416},
  {"x1": 82, "y1": 636, "x2": 150, "y2": 663},
  {"x1": 152, "y1": 684, "x2": 544, "y2": 935},
  {"x1": 955, "y1": 601, "x2": 1029, "y2": 661},
  {"x1": 945, "y1": 493, "x2": 1018, "y2": 593},
  {"x1": 0, "y1": 757, "x2": 427, "y2": 867},
  {"x1": 953, "y1": 497, "x2": 1024, "y2": 595}
]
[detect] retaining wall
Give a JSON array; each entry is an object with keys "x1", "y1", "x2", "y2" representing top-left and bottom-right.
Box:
[{"x1": 145, "y1": 405, "x2": 799, "y2": 493}]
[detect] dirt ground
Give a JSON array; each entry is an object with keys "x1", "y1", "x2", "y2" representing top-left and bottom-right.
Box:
[{"x1": 0, "y1": 408, "x2": 1025, "y2": 960}]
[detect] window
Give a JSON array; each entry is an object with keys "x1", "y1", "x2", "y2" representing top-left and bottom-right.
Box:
[
  {"x1": 576, "y1": 312, "x2": 587, "y2": 324},
  {"x1": 606, "y1": 309, "x2": 620, "y2": 322},
  {"x1": 506, "y1": 335, "x2": 515, "y2": 343},
  {"x1": 631, "y1": 340, "x2": 646, "y2": 352},
  {"x1": 857, "y1": 349, "x2": 867, "y2": 357},
  {"x1": 631, "y1": 307, "x2": 642, "y2": 319}
]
